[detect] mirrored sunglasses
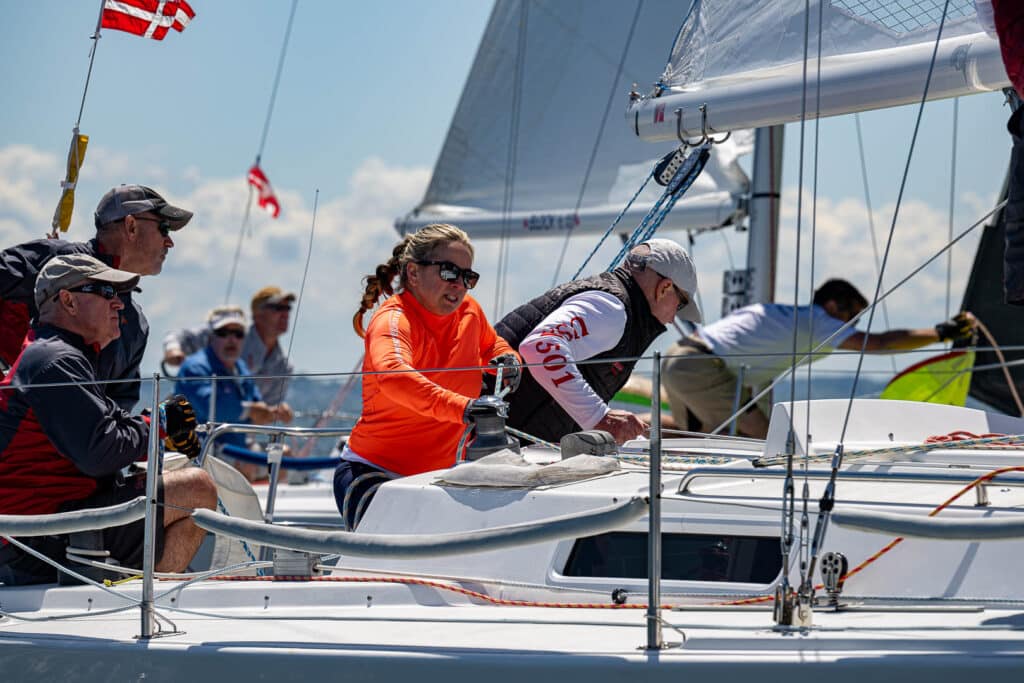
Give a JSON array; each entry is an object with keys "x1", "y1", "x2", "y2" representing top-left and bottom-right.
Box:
[
  {"x1": 415, "y1": 260, "x2": 480, "y2": 289},
  {"x1": 60, "y1": 283, "x2": 119, "y2": 301}
]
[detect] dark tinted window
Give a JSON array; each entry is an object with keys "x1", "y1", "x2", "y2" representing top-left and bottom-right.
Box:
[{"x1": 562, "y1": 532, "x2": 781, "y2": 583}]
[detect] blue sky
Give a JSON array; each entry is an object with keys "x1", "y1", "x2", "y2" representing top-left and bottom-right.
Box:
[{"x1": 0, "y1": 1, "x2": 1016, "y2": 391}]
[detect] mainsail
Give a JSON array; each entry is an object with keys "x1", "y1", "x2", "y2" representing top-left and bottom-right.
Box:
[
  {"x1": 397, "y1": 0, "x2": 752, "y2": 239},
  {"x1": 632, "y1": 0, "x2": 1010, "y2": 142}
]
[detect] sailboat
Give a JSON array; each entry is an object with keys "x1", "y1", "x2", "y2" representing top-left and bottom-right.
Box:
[{"x1": 4, "y1": 1, "x2": 1024, "y2": 678}]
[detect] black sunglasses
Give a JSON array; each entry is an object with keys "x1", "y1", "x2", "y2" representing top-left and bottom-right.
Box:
[
  {"x1": 263, "y1": 303, "x2": 292, "y2": 312},
  {"x1": 672, "y1": 284, "x2": 690, "y2": 312},
  {"x1": 136, "y1": 215, "x2": 172, "y2": 237},
  {"x1": 59, "y1": 283, "x2": 119, "y2": 301},
  {"x1": 213, "y1": 328, "x2": 245, "y2": 339},
  {"x1": 415, "y1": 260, "x2": 480, "y2": 289}
]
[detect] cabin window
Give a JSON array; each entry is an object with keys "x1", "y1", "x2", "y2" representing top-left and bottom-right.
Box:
[{"x1": 562, "y1": 532, "x2": 781, "y2": 583}]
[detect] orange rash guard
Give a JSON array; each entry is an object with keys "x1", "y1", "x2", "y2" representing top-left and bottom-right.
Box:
[{"x1": 346, "y1": 291, "x2": 517, "y2": 476}]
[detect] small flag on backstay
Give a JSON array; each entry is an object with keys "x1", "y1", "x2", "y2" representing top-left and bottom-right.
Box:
[{"x1": 248, "y1": 164, "x2": 281, "y2": 218}]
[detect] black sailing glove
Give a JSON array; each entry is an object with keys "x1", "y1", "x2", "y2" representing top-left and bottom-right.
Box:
[
  {"x1": 935, "y1": 312, "x2": 974, "y2": 343},
  {"x1": 488, "y1": 353, "x2": 522, "y2": 394},
  {"x1": 162, "y1": 394, "x2": 201, "y2": 459}
]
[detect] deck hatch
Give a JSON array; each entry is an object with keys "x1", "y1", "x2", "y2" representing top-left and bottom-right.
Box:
[{"x1": 562, "y1": 531, "x2": 781, "y2": 583}]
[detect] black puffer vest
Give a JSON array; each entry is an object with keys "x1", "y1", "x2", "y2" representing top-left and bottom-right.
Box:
[{"x1": 495, "y1": 268, "x2": 666, "y2": 442}]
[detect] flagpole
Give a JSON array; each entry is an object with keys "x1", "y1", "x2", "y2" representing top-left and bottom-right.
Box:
[
  {"x1": 76, "y1": 0, "x2": 108, "y2": 130},
  {"x1": 224, "y1": 0, "x2": 299, "y2": 300},
  {"x1": 49, "y1": 0, "x2": 107, "y2": 238}
]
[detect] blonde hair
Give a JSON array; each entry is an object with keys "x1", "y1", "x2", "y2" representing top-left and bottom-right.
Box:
[{"x1": 352, "y1": 223, "x2": 472, "y2": 338}]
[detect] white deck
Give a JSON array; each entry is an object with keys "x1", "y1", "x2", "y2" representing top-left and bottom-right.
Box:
[{"x1": 4, "y1": 400, "x2": 1024, "y2": 680}]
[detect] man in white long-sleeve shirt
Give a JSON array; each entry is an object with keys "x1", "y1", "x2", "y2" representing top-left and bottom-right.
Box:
[
  {"x1": 661, "y1": 279, "x2": 976, "y2": 438},
  {"x1": 495, "y1": 239, "x2": 701, "y2": 444}
]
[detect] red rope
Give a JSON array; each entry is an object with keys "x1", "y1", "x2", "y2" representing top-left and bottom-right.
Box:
[{"x1": 200, "y1": 574, "x2": 678, "y2": 609}]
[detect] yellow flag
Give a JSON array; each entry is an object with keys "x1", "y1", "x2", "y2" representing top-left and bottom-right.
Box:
[
  {"x1": 51, "y1": 132, "x2": 89, "y2": 233},
  {"x1": 881, "y1": 350, "x2": 976, "y2": 406}
]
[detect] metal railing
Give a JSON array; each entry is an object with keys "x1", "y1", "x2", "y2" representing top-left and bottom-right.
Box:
[{"x1": 675, "y1": 466, "x2": 1024, "y2": 506}]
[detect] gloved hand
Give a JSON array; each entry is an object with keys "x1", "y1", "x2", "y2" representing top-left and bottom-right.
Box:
[
  {"x1": 161, "y1": 394, "x2": 201, "y2": 459},
  {"x1": 488, "y1": 353, "x2": 521, "y2": 394},
  {"x1": 935, "y1": 312, "x2": 975, "y2": 343}
]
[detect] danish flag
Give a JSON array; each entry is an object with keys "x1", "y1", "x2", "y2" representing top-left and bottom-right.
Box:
[
  {"x1": 247, "y1": 164, "x2": 281, "y2": 219},
  {"x1": 101, "y1": 1, "x2": 196, "y2": 41}
]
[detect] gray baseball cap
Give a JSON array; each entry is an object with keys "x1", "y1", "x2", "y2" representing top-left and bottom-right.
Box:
[
  {"x1": 35, "y1": 254, "x2": 141, "y2": 309},
  {"x1": 94, "y1": 185, "x2": 193, "y2": 230},
  {"x1": 631, "y1": 238, "x2": 703, "y2": 323}
]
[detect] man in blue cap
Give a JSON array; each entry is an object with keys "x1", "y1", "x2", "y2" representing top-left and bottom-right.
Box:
[{"x1": 0, "y1": 184, "x2": 192, "y2": 410}]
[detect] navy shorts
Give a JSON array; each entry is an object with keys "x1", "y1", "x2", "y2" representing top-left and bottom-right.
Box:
[
  {"x1": 333, "y1": 460, "x2": 390, "y2": 530},
  {"x1": 0, "y1": 474, "x2": 165, "y2": 586}
]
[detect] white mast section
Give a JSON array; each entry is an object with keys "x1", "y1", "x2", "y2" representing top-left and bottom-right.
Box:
[{"x1": 746, "y1": 126, "x2": 784, "y2": 306}]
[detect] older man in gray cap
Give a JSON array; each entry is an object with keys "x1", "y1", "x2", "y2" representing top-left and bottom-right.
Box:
[
  {"x1": 0, "y1": 254, "x2": 216, "y2": 586},
  {"x1": 495, "y1": 238, "x2": 701, "y2": 444},
  {"x1": 0, "y1": 185, "x2": 192, "y2": 410}
]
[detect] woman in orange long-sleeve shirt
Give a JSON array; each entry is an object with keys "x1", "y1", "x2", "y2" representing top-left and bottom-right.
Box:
[{"x1": 333, "y1": 224, "x2": 519, "y2": 528}]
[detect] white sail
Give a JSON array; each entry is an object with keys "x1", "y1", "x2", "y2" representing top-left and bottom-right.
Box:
[
  {"x1": 397, "y1": 0, "x2": 752, "y2": 239},
  {"x1": 631, "y1": 0, "x2": 1010, "y2": 142}
]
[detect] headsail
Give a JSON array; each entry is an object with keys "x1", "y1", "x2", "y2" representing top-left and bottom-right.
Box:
[
  {"x1": 632, "y1": 0, "x2": 1009, "y2": 142},
  {"x1": 397, "y1": 0, "x2": 752, "y2": 239},
  {"x1": 959, "y1": 179, "x2": 1024, "y2": 416}
]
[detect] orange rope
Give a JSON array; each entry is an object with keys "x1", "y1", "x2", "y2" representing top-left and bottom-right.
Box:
[
  {"x1": 199, "y1": 574, "x2": 679, "y2": 609},
  {"x1": 924, "y1": 430, "x2": 1009, "y2": 446}
]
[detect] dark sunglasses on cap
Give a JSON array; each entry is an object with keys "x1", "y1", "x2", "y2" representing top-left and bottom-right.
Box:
[
  {"x1": 213, "y1": 327, "x2": 245, "y2": 339},
  {"x1": 57, "y1": 283, "x2": 119, "y2": 301},
  {"x1": 415, "y1": 260, "x2": 480, "y2": 289},
  {"x1": 135, "y1": 215, "x2": 172, "y2": 237}
]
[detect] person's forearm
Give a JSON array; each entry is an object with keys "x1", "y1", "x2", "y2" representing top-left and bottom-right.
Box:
[{"x1": 871, "y1": 328, "x2": 940, "y2": 351}]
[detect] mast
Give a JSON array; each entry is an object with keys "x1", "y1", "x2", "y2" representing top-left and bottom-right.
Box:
[{"x1": 744, "y1": 125, "x2": 784, "y2": 305}]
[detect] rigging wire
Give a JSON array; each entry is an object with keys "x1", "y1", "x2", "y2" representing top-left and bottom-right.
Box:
[
  {"x1": 709, "y1": 198, "x2": 1005, "y2": 436},
  {"x1": 48, "y1": 0, "x2": 106, "y2": 239},
  {"x1": 853, "y1": 113, "x2": 897, "y2": 372},
  {"x1": 75, "y1": 1, "x2": 107, "y2": 130},
  {"x1": 839, "y1": 0, "x2": 951, "y2": 445},
  {"x1": 284, "y1": 189, "x2": 320, "y2": 364},
  {"x1": 550, "y1": 0, "x2": 644, "y2": 286},
  {"x1": 798, "y1": 0, "x2": 826, "y2": 599},
  {"x1": 777, "y1": 0, "x2": 813, "y2": 616},
  {"x1": 802, "y1": 0, "x2": 954, "y2": 596},
  {"x1": 493, "y1": 0, "x2": 528, "y2": 317},
  {"x1": 224, "y1": 0, "x2": 299, "y2": 303},
  {"x1": 946, "y1": 97, "x2": 959, "y2": 318}
]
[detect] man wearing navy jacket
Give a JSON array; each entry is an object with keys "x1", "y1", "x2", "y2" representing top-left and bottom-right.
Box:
[{"x1": 0, "y1": 255, "x2": 215, "y2": 586}]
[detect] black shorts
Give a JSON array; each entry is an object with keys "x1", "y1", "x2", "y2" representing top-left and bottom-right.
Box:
[{"x1": 0, "y1": 473, "x2": 165, "y2": 586}]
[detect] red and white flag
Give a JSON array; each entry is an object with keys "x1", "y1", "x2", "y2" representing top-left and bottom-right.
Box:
[
  {"x1": 101, "y1": 1, "x2": 196, "y2": 41},
  {"x1": 247, "y1": 164, "x2": 281, "y2": 219}
]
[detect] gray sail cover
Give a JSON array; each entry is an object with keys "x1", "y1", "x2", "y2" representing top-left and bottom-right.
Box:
[
  {"x1": 633, "y1": 0, "x2": 1009, "y2": 140},
  {"x1": 398, "y1": 0, "x2": 752, "y2": 239}
]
